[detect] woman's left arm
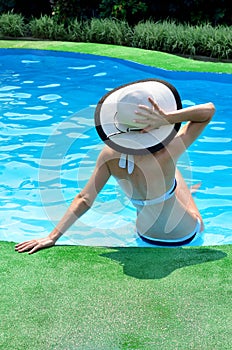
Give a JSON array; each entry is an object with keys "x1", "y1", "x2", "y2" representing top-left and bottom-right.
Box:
[{"x1": 15, "y1": 148, "x2": 111, "y2": 254}]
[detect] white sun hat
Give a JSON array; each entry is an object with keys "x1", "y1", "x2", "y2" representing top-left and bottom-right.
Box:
[{"x1": 95, "y1": 78, "x2": 182, "y2": 155}]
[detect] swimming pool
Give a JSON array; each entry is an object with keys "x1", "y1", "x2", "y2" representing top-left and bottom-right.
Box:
[{"x1": 0, "y1": 49, "x2": 231, "y2": 246}]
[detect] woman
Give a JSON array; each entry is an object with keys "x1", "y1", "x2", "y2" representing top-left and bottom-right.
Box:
[{"x1": 15, "y1": 79, "x2": 215, "y2": 254}]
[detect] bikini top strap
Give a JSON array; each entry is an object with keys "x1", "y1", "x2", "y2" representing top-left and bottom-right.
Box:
[{"x1": 118, "y1": 153, "x2": 134, "y2": 174}]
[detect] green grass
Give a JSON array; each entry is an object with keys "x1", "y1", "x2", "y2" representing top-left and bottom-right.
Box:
[
  {"x1": 1, "y1": 242, "x2": 231, "y2": 349},
  {"x1": 1, "y1": 40, "x2": 232, "y2": 73},
  {"x1": 1, "y1": 40, "x2": 232, "y2": 349}
]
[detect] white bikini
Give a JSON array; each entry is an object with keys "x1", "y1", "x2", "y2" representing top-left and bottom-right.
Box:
[
  {"x1": 119, "y1": 154, "x2": 201, "y2": 246},
  {"x1": 131, "y1": 179, "x2": 177, "y2": 206}
]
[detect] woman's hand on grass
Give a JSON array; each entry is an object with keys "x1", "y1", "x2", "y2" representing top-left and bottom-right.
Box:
[{"x1": 15, "y1": 236, "x2": 55, "y2": 254}]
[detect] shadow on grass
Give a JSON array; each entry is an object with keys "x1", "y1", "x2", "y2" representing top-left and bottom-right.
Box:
[{"x1": 101, "y1": 247, "x2": 227, "y2": 279}]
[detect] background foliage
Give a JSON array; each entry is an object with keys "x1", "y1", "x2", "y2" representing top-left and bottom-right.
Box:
[
  {"x1": 0, "y1": 13, "x2": 231, "y2": 61},
  {"x1": 0, "y1": 1, "x2": 231, "y2": 60},
  {"x1": 0, "y1": 0, "x2": 231, "y2": 25}
]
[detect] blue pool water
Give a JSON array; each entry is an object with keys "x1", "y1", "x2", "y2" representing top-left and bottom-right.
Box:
[{"x1": 0, "y1": 49, "x2": 231, "y2": 247}]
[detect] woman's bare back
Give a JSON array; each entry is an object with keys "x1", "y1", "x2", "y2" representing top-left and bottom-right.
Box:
[{"x1": 104, "y1": 146, "x2": 202, "y2": 240}]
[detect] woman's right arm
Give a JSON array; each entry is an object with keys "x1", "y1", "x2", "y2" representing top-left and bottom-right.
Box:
[
  {"x1": 165, "y1": 102, "x2": 215, "y2": 157},
  {"x1": 135, "y1": 99, "x2": 215, "y2": 158},
  {"x1": 166, "y1": 102, "x2": 215, "y2": 125}
]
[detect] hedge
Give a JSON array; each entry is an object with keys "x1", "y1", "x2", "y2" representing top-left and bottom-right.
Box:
[{"x1": 0, "y1": 13, "x2": 231, "y2": 60}]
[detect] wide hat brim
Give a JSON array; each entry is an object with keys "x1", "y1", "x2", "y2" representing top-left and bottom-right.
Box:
[{"x1": 94, "y1": 79, "x2": 182, "y2": 155}]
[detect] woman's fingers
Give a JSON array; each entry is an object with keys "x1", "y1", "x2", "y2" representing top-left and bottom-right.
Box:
[
  {"x1": 148, "y1": 97, "x2": 160, "y2": 110},
  {"x1": 26, "y1": 240, "x2": 51, "y2": 254},
  {"x1": 28, "y1": 243, "x2": 41, "y2": 255},
  {"x1": 134, "y1": 117, "x2": 150, "y2": 124},
  {"x1": 15, "y1": 240, "x2": 37, "y2": 253},
  {"x1": 134, "y1": 111, "x2": 162, "y2": 125},
  {"x1": 133, "y1": 97, "x2": 170, "y2": 133},
  {"x1": 15, "y1": 237, "x2": 55, "y2": 254},
  {"x1": 148, "y1": 97, "x2": 165, "y2": 114},
  {"x1": 140, "y1": 125, "x2": 156, "y2": 133},
  {"x1": 15, "y1": 240, "x2": 33, "y2": 248},
  {"x1": 137, "y1": 104, "x2": 152, "y2": 113},
  {"x1": 15, "y1": 240, "x2": 34, "y2": 250},
  {"x1": 135, "y1": 109, "x2": 159, "y2": 121}
]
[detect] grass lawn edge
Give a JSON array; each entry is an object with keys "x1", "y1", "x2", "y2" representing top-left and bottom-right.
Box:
[{"x1": 0, "y1": 40, "x2": 232, "y2": 74}]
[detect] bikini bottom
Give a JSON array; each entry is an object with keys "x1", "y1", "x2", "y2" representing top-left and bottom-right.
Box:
[{"x1": 138, "y1": 218, "x2": 201, "y2": 247}]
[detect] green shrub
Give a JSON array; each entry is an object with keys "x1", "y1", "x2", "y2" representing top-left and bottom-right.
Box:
[
  {"x1": 178, "y1": 23, "x2": 232, "y2": 60},
  {"x1": 200, "y1": 25, "x2": 232, "y2": 60},
  {"x1": 66, "y1": 18, "x2": 84, "y2": 42},
  {"x1": 133, "y1": 20, "x2": 232, "y2": 60},
  {"x1": 0, "y1": 12, "x2": 231, "y2": 60},
  {"x1": 29, "y1": 15, "x2": 67, "y2": 40},
  {"x1": 83, "y1": 18, "x2": 132, "y2": 46},
  {"x1": 160, "y1": 22, "x2": 197, "y2": 56},
  {"x1": 0, "y1": 11, "x2": 25, "y2": 37},
  {"x1": 132, "y1": 21, "x2": 162, "y2": 50},
  {"x1": 132, "y1": 21, "x2": 181, "y2": 52}
]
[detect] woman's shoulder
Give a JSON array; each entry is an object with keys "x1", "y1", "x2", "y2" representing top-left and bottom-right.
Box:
[
  {"x1": 101, "y1": 145, "x2": 120, "y2": 157},
  {"x1": 98, "y1": 146, "x2": 120, "y2": 164}
]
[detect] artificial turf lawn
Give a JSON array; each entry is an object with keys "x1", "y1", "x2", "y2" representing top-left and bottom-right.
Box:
[
  {"x1": 1, "y1": 40, "x2": 232, "y2": 349},
  {"x1": 1, "y1": 242, "x2": 231, "y2": 349},
  {"x1": 1, "y1": 40, "x2": 232, "y2": 74}
]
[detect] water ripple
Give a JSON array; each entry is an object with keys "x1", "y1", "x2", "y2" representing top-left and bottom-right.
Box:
[
  {"x1": 21, "y1": 60, "x2": 40, "y2": 64},
  {"x1": 4, "y1": 112, "x2": 52, "y2": 121},
  {"x1": 198, "y1": 136, "x2": 231, "y2": 143},
  {"x1": 38, "y1": 84, "x2": 61, "y2": 88},
  {"x1": 193, "y1": 165, "x2": 230, "y2": 173},
  {"x1": 68, "y1": 65, "x2": 96, "y2": 70},
  {"x1": 93, "y1": 72, "x2": 107, "y2": 77},
  {"x1": 38, "y1": 94, "x2": 62, "y2": 101},
  {"x1": 0, "y1": 85, "x2": 21, "y2": 91}
]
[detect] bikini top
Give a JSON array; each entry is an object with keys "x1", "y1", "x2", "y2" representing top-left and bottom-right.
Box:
[
  {"x1": 118, "y1": 153, "x2": 177, "y2": 206},
  {"x1": 130, "y1": 179, "x2": 177, "y2": 206}
]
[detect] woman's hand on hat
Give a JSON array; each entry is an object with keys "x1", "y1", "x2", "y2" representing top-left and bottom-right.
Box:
[{"x1": 134, "y1": 97, "x2": 169, "y2": 132}]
